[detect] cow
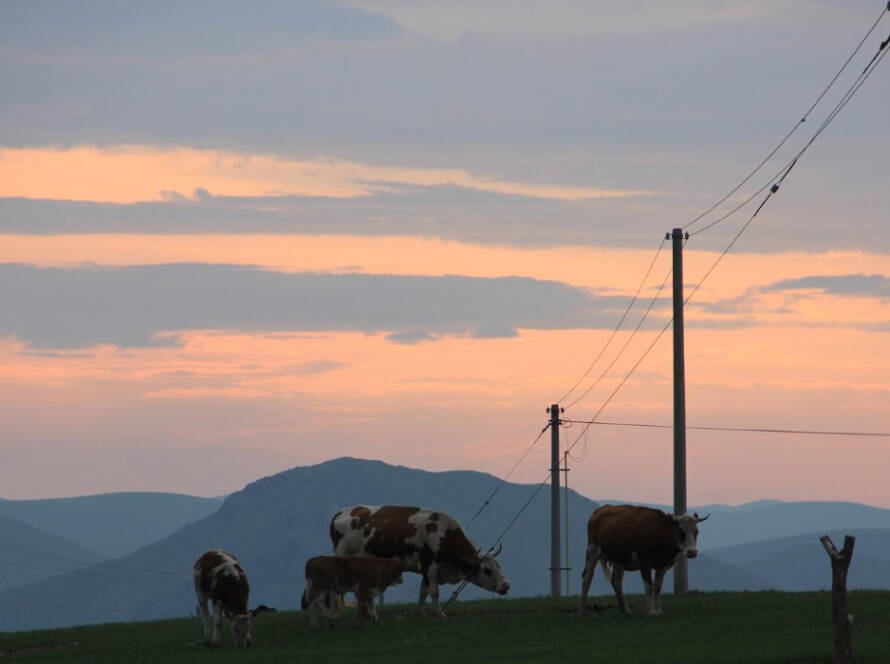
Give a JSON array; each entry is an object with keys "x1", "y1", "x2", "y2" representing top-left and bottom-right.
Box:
[
  {"x1": 193, "y1": 549, "x2": 252, "y2": 647},
  {"x1": 579, "y1": 504, "x2": 709, "y2": 617},
  {"x1": 330, "y1": 505, "x2": 510, "y2": 617},
  {"x1": 300, "y1": 555, "x2": 404, "y2": 629}
]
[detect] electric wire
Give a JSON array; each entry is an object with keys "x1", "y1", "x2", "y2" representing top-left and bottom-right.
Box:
[
  {"x1": 683, "y1": 3, "x2": 889, "y2": 233},
  {"x1": 688, "y1": 18, "x2": 890, "y2": 237},
  {"x1": 561, "y1": 419, "x2": 890, "y2": 438},
  {"x1": 564, "y1": 258, "x2": 674, "y2": 412},
  {"x1": 464, "y1": 421, "x2": 551, "y2": 528},
  {"x1": 555, "y1": 237, "x2": 668, "y2": 407}
]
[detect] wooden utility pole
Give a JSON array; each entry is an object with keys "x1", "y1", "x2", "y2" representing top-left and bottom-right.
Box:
[
  {"x1": 820, "y1": 535, "x2": 856, "y2": 664},
  {"x1": 549, "y1": 404, "x2": 562, "y2": 598},
  {"x1": 669, "y1": 228, "x2": 689, "y2": 594}
]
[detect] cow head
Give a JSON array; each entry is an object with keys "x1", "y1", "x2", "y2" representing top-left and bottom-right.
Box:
[
  {"x1": 468, "y1": 543, "x2": 510, "y2": 596},
  {"x1": 672, "y1": 513, "x2": 709, "y2": 559},
  {"x1": 231, "y1": 613, "x2": 252, "y2": 647}
]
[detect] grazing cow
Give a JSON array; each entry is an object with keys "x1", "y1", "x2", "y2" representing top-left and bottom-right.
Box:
[
  {"x1": 579, "y1": 505, "x2": 709, "y2": 616},
  {"x1": 193, "y1": 550, "x2": 252, "y2": 647},
  {"x1": 330, "y1": 505, "x2": 510, "y2": 617},
  {"x1": 300, "y1": 555, "x2": 404, "y2": 628}
]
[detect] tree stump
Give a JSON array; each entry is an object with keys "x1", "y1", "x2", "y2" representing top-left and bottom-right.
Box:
[{"x1": 820, "y1": 535, "x2": 855, "y2": 664}]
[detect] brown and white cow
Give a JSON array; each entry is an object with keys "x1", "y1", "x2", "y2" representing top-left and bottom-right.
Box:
[
  {"x1": 330, "y1": 505, "x2": 510, "y2": 617},
  {"x1": 300, "y1": 555, "x2": 404, "y2": 629},
  {"x1": 193, "y1": 549, "x2": 252, "y2": 647},
  {"x1": 579, "y1": 504, "x2": 709, "y2": 616}
]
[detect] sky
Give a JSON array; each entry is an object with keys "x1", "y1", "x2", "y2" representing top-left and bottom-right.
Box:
[{"x1": 2, "y1": 0, "x2": 890, "y2": 509}]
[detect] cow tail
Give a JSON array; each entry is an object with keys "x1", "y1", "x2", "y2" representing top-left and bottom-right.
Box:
[
  {"x1": 300, "y1": 589, "x2": 309, "y2": 610},
  {"x1": 598, "y1": 559, "x2": 613, "y2": 582}
]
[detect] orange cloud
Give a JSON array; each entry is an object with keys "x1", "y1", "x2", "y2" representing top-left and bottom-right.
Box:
[{"x1": 0, "y1": 145, "x2": 650, "y2": 204}]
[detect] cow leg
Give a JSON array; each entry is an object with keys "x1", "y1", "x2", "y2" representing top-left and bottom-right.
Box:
[
  {"x1": 652, "y1": 568, "x2": 667, "y2": 616},
  {"x1": 415, "y1": 575, "x2": 430, "y2": 617},
  {"x1": 323, "y1": 590, "x2": 338, "y2": 628},
  {"x1": 306, "y1": 589, "x2": 321, "y2": 630},
  {"x1": 609, "y1": 568, "x2": 631, "y2": 615},
  {"x1": 210, "y1": 600, "x2": 223, "y2": 646},
  {"x1": 640, "y1": 568, "x2": 656, "y2": 616},
  {"x1": 196, "y1": 593, "x2": 212, "y2": 645},
  {"x1": 426, "y1": 564, "x2": 445, "y2": 618},
  {"x1": 579, "y1": 542, "x2": 601, "y2": 614}
]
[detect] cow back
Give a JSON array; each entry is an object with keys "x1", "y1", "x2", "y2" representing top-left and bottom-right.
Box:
[
  {"x1": 330, "y1": 505, "x2": 478, "y2": 571},
  {"x1": 194, "y1": 549, "x2": 251, "y2": 615},
  {"x1": 588, "y1": 505, "x2": 681, "y2": 568}
]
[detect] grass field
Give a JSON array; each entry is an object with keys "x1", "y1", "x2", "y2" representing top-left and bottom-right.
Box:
[{"x1": 1, "y1": 591, "x2": 888, "y2": 663}]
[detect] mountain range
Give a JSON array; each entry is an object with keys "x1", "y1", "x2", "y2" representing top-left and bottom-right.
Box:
[{"x1": 0, "y1": 457, "x2": 887, "y2": 632}]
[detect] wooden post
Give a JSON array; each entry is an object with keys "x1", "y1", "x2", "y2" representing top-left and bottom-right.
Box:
[{"x1": 820, "y1": 535, "x2": 855, "y2": 664}]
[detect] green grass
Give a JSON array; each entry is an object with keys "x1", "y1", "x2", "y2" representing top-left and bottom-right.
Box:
[{"x1": 1, "y1": 591, "x2": 888, "y2": 663}]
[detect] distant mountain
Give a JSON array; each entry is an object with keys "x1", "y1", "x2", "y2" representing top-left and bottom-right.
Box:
[
  {"x1": 0, "y1": 514, "x2": 106, "y2": 592},
  {"x1": 695, "y1": 501, "x2": 890, "y2": 551},
  {"x1": 708, "y1": 528, "x2": 890, "y2": 591},
  {"x1": 0, "y1": 492, "x2": 224, "y2": 558},
  {"x1": 0, "y1": 458, "x2": 771, "y2": 632}
]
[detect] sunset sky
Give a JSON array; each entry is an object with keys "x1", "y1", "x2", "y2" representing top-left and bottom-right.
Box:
[{"x1": 2, "y1": 1, "x2": 890, "y2": 509}]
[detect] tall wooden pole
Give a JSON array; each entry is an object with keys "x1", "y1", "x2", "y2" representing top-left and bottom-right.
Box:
[
  {"x1": 549, "y1": 404, "x2": 562, "y2": 598},
  {"x1": 670, "y1": 228, "x2": 689, "y2": 594}
]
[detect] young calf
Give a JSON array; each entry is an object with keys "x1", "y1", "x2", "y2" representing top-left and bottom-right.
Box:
[
  {"x1": 301, "y1": 555, "x2": 404, "y2": 629},
  {"x1": 193, "y1": 549, "x2": 252, "y2": 647}
]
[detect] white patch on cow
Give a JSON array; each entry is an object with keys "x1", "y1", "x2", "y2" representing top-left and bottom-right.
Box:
[{"x1": 674, "y1": 516, "x2": 701, "y2": 557}]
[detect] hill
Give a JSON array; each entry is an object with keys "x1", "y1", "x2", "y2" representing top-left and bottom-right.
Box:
[
  {"x1": 694, "y1": 500, "x2": 890, "y2": 550},
  {"x1": 0, "y1": 514, "x2": 106, "y2": 592},
  {"x1": 707, "y1": 528, "x2": 890, "y2": 591},
  {"x1": 2, "y1": 592, "x2": 890, "y2": 663},
  {"x1": 0, "y1": 492, "x2": 224, "y2": 558},
  {"x1": 0, "y1": 457, "x2": 751, "y2": 631}
]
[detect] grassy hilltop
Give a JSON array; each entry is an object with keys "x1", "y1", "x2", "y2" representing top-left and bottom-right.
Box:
[{"x1": 2, "y1": 591, "x2": 889, "y2": 663}]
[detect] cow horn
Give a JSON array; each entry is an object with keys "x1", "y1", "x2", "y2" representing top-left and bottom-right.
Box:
[
  {"x1": 693, "y1": 512, "x2": 710, "y2": 523},
  {"x1": 490, "y1": 543, "x2": 503, "y2": 558}
]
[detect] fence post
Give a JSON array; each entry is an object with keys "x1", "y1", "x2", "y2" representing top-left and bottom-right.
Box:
[{"x1": 820, "y1": 535, "x2": 855, "y2": 664}]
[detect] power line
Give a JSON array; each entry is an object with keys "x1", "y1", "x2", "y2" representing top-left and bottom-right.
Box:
[
  {"x1": 683, "y1": 3, "x2": 890, "y2": 233},
  {"x1": 556, "y1": 237, "x2": 668, "y2": 407},
  {"x1": 562, "y1": 419, "x2": 890, "y2": 438},
  {"x1": 688, "y1": 15, "x2": 890, "y2": 237},
  {"x1": 565, "y1": 258, "x2": 674, "y2": 412},
  {"x1": 464, "y1": 421, "x2": 551, "y2": 528}
]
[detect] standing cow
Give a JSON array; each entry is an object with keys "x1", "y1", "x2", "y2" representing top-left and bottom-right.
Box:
[
  {"x1": 301, "y1": 555, "x2": 404, "y2": 628},
  {"x1": 579, "y1": 504, "x2": 709, "y2": 616},
  {"x1": 193, "y1": 549, "x2": 252, "y2": 647},
  {"x1": 330, "y1": 505, "x2": 510, "y2": 617}
]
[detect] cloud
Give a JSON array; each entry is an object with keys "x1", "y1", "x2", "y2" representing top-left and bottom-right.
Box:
[
  {"x1": 346, "y1": 0, "x2": 803, "y2": 41},
  {"x1": 385, "y1": 331, "x2": 436, "y2": 345},
  {"x1": 764, "y1": 274, "x2": 890, "y2": 299},
  {"x1": 470, "y1": 325, "x2": 519, "y2": 339},
  {"x1": 0, "y1": 146, "x2": 649, "y2": 205},
  {"x1": 0, "y1": 0, "x2": 401, "y2": 61},
  {"x1": 0, "y1": 263, "x2": 628, "y2": 349},
  {"x1": 293, "y1": 361, "x2": 349, "y2": 375}
]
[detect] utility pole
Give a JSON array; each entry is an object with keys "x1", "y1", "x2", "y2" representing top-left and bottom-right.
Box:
[
  {"x1": 669, "y1": 228, "x2": 689, "y2": 594},
  {"x1": 549, "y1": 403, "x2": 562, "y2": 598}
]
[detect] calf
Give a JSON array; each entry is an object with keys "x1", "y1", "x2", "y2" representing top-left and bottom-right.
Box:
[
  {"x1": 193, "y1": 549, "x2": 252, "y2": 647},
  {"x1": 301, "y1": 555, "x2": 404, "y2": 629}
]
